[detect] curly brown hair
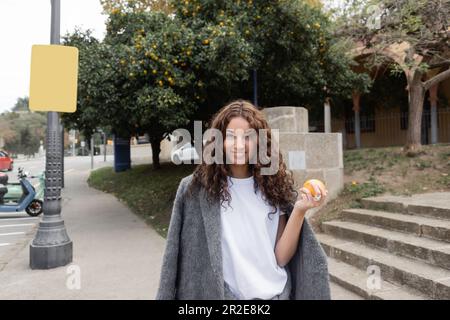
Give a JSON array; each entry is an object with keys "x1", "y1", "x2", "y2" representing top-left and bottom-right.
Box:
[{"x1": 186, "y1": 99, "x2": 299, "y2": 218}]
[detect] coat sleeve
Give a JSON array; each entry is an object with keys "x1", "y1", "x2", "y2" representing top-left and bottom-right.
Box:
[
  {"x1": 155, "y1": 177, "x2": 188, "y2": 300},
  {"x1": 286, "y1": 203, "x2": 331, "y2": 300}
]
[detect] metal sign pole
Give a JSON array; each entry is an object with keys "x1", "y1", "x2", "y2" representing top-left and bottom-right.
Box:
[
  {"x1": 91, "y1": 135, "x2": 94, "y2": 170},
  {"x1": 30, "y1": 0, "x2": 73, "y2": 269}
]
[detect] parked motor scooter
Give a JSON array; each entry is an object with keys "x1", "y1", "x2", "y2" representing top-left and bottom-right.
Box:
[{"x1": 0, "y1": 167, "x2": 44, "y2": 216}]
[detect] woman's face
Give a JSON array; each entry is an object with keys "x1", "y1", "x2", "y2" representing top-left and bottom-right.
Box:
[{"x1": 224, "y1": 116, "x2": 257, "y2": 165}]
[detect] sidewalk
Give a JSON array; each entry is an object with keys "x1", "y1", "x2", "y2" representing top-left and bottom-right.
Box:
[{"x1": 0, "y1": 162, "x2": 166, "y2": 299}]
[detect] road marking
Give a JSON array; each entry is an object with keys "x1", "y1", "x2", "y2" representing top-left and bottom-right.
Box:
[
  {"x1": 0, "y1": 232, "x2": 26, "y2": 236},
  {"x1": 0, "y1": 224, "x2": 34, "y2": 228},
  {"x1": 0, "y1": 217, "x2": 39, "y2": 222},
  {"x1": 64, "y1": 169, "x2": 75, "y2": 174},
  {"x1": 0, "y1": 243, "x2": 12, "y2": 247}
]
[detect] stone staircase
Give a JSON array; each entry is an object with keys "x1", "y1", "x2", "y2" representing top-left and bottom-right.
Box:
[{"x1": 318, "y1": 192, "x2": 450, "y2": 300}]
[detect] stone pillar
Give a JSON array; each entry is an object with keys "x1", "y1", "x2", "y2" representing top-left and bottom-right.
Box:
[
  {"x1": 261, "y1": 106, "x2": 309, "y2": 133},
  {"x1": 352, "y1": 91, "x2": 361, "y2": 149},
  {"x1": 324, "y1": 97, "x2": 331, "y2": 133},
  {"x1": 429, "y1": 84, "x2": 439, "y2": 144}
]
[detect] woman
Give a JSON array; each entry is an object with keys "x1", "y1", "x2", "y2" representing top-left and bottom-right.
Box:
[{"x1": 156, "y1": 99, "x2": 330, "y2": 300}]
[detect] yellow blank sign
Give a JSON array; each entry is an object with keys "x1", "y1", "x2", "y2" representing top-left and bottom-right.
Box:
[{"x1": 29, "y1": 45, "x2": 79, "y2": 113}]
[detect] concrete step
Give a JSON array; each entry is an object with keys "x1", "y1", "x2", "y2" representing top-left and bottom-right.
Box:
[
  {"x1": 327, "y1": 258, "x2": 428, "y2": 300},
  {"x1": 361, "y1": 193, "x2": 450, "y2": 220},
  {"x1": 342, "y1": 208, "x2": 450, "y2": 243},
  {"x1": 322, "y1": 220, "x2": 450, "y2": 270},
  {"x1": 330, "y1": 281, "x2": 365, "y2": 300},
  {"x1": 318, "y1": 233, "x2": 450, "y2": 299}
]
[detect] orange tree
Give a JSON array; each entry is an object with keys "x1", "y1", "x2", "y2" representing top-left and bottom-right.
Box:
[
  {"x1": 61, "y1": 30, "x2": 127, "y2": 150},
  {"x1": 97, "y1": 3, "x2": 255, "y2": 168}
]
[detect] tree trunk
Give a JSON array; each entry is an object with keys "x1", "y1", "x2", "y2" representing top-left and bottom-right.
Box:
[
  {"x1": 86, "y1": 134, "x2": 92, "y2": 154},
  {"x1": 404, "y1": 78, "x2": 425, "y2": 155},
  {"x1": 404, "y1": 67, "x2": 450, "y2": 153},
  {"x1": 150, "y1": 136, "x2": 161, "y2": 170}
]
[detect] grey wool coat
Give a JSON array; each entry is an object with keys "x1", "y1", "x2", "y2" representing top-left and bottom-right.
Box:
[{"x1": 155, "y1": 173, "x2": 331, "y2": 300}]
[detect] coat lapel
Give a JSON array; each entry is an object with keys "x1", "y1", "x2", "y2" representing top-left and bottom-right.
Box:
[{"x1": 199, "y1": 187, "x2": 225, "y2": 298}]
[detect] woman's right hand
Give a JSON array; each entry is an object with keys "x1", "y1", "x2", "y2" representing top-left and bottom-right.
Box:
[{"x1": 294, "y1": 183, "x2": 328, "y2": 213}]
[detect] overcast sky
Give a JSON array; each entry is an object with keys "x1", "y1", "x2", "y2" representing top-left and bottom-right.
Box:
[{"x1": 0, "y1": 0, "x2": 107, "y2": 113}]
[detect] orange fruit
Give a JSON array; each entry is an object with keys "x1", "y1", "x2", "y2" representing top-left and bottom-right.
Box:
[{"x1": 303, "y1": 179, "x2": 326, "y2": 201}]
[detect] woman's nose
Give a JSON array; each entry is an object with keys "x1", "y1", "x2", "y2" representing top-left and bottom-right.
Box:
[{"x1": 235, "y1": 135, "x2": 246, "y2": 149}]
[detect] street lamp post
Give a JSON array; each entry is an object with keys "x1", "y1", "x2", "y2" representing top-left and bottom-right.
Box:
[
  {"x1": 103, "y1": 132, "x2": 107, "y2": 162},
  {"x1": 253, "y1": 69, "x2": 258, "y2": 107},
  {"x1": 30, "y1": 0, "x2": 73, "y2": 269},
  {"x1": 61, "y1": 121, "x2": 64, "y2": 188},
  {"x1": 91, "y1": 134, "x2": 94, "y2": 170},
  {"x1": 98, "y1": 129, "x2": 107, "y2": 162}
]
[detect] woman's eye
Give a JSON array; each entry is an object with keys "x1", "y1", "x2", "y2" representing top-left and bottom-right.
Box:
[{"x1": 225, "y1": 132, "x2": 251, "y2": 141}]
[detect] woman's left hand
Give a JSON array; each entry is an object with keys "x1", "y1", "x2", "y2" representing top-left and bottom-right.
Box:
[{"x1": 294, "y1": 182, "x2": 328, "y2": 213}]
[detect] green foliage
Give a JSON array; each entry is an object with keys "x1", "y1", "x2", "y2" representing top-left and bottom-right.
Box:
[
  {"x1": 332, "y1": 0, "x2": 450, "y2": 66},
  {"x1": 12, "y1": 96, "x2": 29, "y2": 112},
  {"x1": 1, "y1": 110, "x2": 45, "y2": 156},
  {"x1": 415, "y1": 159, "x2": 432, "y2": 170},
  {"x1": 344, "y1": 176, "x2": 385, "y2": 198},
  {"x1": 62, "y1": 30, "x2": 129, "y2": 139},
  {"x1": 439, "y1": 174, "x2": 450, "y2": 187},
  {"x1": 20, "y1": 126, "x2": 40, "y2": 156},
  {"x1": 105, "y1": 11, "x2": 204, "y2": 137},
  {"x1": 168, "y1": 0, "x2": 370, "y2": 105},
  {"x1": 4, "y1": 126, "x2": 41, "y2": 156}
]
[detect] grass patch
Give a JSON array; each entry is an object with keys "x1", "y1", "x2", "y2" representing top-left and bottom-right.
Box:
[
  {"x1": 88, "y1": 162, "x2": 195, "y2": 238},
  {"x1": 344, "y1": 176, "x2": 385, "y2": 199},
  {"x1": 439, "y1": 151, "x2": 450, "y2": 161},
  {"x1": 438, "y1": 174, "x2": 450, "y2": 188}
]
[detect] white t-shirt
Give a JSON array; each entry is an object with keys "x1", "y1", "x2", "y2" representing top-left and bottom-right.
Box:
[{"x1": 220, "y1": 174, "x2": 288, "y2": 300}]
